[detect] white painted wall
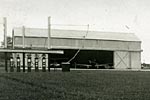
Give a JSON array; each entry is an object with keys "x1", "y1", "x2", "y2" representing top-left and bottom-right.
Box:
[
  {"x1": 14, "y1": 37, "x2": 141, "y2": 51},
  {"x1": 13, "y1": 37, "x2": 141, "y2": 69},
  {"x1": 130, "y1": 52, "x2": 141, "y2": 69},
  {"x1": 114, "y1": 51, "x2": 141, "y2": 69},
  {"x1": 114, "y1": 51, "x2": 130, "y2": 69}
]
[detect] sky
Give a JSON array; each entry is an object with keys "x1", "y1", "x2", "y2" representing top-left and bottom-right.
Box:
[{"x1": 0, "y1": 0, "x2": 150, "y2": 63}]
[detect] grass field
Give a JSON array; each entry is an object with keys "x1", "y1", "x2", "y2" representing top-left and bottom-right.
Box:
[{"x1": 0, "y1": 70, "x2": 150, "y2": 100}]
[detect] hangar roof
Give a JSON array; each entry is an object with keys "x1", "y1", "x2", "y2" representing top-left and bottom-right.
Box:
[{"x1": 13, "y1": 27, "x2": 141, "y2": 42}]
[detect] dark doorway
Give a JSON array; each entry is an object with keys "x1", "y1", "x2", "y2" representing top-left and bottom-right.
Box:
[{"x1": 50, "y1": 49, "x2": 114, "y2": 69}]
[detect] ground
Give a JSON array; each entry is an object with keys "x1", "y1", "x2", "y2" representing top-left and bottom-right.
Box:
[{"x1": 0, "y1": 69, "x2": 150, "y2": 100}]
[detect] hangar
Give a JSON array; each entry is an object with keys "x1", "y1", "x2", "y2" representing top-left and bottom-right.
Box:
[{"x1": 12, "y1": 27, "x2": 142, "y2": 69}]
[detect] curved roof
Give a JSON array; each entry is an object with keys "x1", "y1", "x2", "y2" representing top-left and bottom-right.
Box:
[{"x1": 13, "y1": 27, "x2": 141, "y2": 42}]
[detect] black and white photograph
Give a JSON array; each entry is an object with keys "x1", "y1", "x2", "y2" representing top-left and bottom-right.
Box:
[{"x1": 0, "y1": 0, "x2": 150, "y2": 99}]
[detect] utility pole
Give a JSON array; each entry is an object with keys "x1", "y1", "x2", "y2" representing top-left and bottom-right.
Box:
[
  {"x1": 48, "y1": 16, "x2": 51, "y2": 72},
  {"x1": 3, "y1": 17, "x2": 7, "y2": 72},
  {"x1": 48, "y1": 16, "x2": 51, "y2": 49},
  {"x1": 22, "y1": 26, "x2": 25, "y2": 48},
  {"x1": 3, "y1": 17, "x2": 7, "y2": 48}
]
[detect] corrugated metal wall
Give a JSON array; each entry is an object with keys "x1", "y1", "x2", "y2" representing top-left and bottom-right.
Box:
[
  {"x1": 14, "y1": 37, "x2": 141, "y2": 51},
  {"x1": 130, "y1": 52, "x2": 141, "y2": 69},
  {"x1": 13, "y1": 36, "x2": 141, "y2": 69}
]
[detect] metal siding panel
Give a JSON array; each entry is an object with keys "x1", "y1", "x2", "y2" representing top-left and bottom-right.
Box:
[
  {"x1": 52, "y1": 38, "x2": 130, "y2": 51},
  {"x1": 52, "y1": 38, "x2": 83, "y2": 48},
  {"x1": 130, "y1": 52, "x2": 141, "y2": 69},
  {"x1": 14, "y1": 37, "x2": 22, "y2": 45},
  {"x1": 129, "y1": 42, "x2": 141, "y2": 50},
  {"x1": 25, "y1": 37, "x2": 47, "y2": 48},
  {"x1": 101, "y1": 41, "x2": 128, "y2": 50},
  {"x1": 14, "y1": 37, "x2": 141, "y2": 52},
  {"x1": 14, "y1": 28, "x2": 141, "y2": 42},
  {"x1": 82, "y1": 39, "x2": 99, "y2": 49}
]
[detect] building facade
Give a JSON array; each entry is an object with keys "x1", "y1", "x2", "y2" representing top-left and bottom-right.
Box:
[{"x1": 12, "y1": 27, "x2": 142, "y2": 69}]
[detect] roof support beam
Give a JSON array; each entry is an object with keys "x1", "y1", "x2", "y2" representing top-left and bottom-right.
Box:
[{"x1": 0, "y1": 49, "x2": 64, "y2": 54}]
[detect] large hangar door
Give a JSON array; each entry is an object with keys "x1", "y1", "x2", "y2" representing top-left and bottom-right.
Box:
[
  {"x1": 73, "y1": 50, "x2": 113, "y2": 68},
  {"x1": 49, "y1": 50, "x2": 114, "y2": 69},
  {"x1": 114, "y1": 51, "x2": 131, "y2": 69}
]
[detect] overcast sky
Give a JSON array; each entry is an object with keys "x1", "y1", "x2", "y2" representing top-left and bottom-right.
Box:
[{"x1": 0, "y1": 0, "x2": 150, "y2": 63}]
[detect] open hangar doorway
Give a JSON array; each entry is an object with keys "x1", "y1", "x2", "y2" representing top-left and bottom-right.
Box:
[{"x1": 49, "y1": 49, "x2": 114, "y2": 69}]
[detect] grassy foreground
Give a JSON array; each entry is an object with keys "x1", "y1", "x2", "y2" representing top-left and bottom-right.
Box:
[{"x1": 0, "y1": 70, "x2": 150, "y2": 100}]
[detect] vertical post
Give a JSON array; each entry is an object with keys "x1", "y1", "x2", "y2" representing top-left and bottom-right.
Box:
[
  {"x1": 75, "y1": 62, "x2": 77, "y2": 69},
  {"x1": 5, "y1": 52, "x2": 8, "y2": 72},
  {"x1": 12, "y1": 30, "x2": 15, "y2": 49},
  {"x1": 48, "y1": 53, "x2": 50, "y2": 72},
  {"x1": 82, "y1": 24, "x2": 89, "y2": 48},
  {"x1": 23, "y1": 53, "x2": 25, "y2": 72},
  {"x1": 48, "y1": 16, "x2": 51, "y2": 49},
  {"x1": 84, "y1": 24, "x2": 89, "y2": 37},
  {"x1": 129, "y1": 51, "x2": 132, "y2": 69},
  {"x1": 22, "y1": 26, "x2": 25, "y2": 48},
  {"x1": 3, "y1": 17, "x2": 7, "y2": 48}
]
